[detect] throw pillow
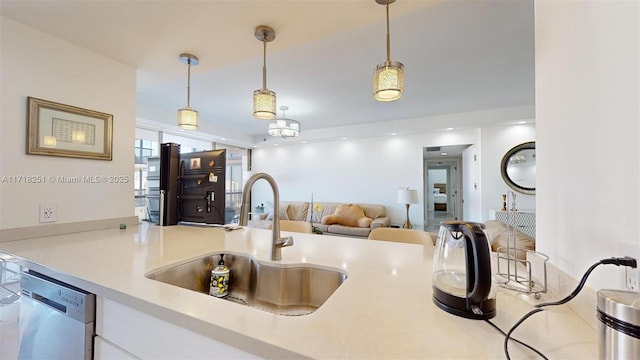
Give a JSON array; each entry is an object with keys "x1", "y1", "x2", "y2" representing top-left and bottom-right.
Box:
[
  {"x1": 321, "y1": 204, "x2": 372, "y2": 228},
  {"x1": 266, "y1": 206, "x2": 289, "y2": 221}
]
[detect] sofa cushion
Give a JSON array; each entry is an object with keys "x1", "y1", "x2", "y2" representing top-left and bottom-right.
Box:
[
  {"x1": 360, "y1": 204, "x2": 386, "y2": 220},
  {"x1": 321, "y1": 204, "x2": 371, "y2": 228},
  {"x1": 483, "y1": 220, "x2": 535, "y2": 260},
  {"x1": 309, "y1": 202, "x2": 340, "y2": 223},
  {"x1": 371, "y1": 217, "x2": 391, "y2": 229},
  {"x1": 327, "y1": 224, "x2": 372, "y2": 237},
  {"x1": 313, "y1": 223, "x2": 330, "y2": 233},
  {"x1": 287, "y1": 201, "x2": 309, "y2": 221},
  {"x1": 266, "y1": 205, "x2": 289, "y2": 221}
]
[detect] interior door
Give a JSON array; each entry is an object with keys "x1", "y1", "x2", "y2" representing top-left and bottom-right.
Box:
[{"x1": 425, "y1": 159, "x2": 461, "y2": 231}]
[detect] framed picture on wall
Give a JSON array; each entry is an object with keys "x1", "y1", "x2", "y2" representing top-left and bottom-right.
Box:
[{"x1": 26, "y1": 97, "x2": 113, "y2": 160}]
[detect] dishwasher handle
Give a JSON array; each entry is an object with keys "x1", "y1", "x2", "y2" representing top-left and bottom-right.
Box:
[{"x1": 20, "y1": 271, "x2": 96, "y2": 324}]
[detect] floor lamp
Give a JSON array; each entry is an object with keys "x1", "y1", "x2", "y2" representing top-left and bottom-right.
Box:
[{"x1": 398, "y1": 188, "x2": 419, "y2": 229}]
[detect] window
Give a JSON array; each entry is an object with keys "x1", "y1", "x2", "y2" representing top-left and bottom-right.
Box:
[
  {"x1": 222, "y1": 145, "x2": 245, "y2": 223},
  {"x1": 133, "y1": 138, "x2": 158, "y2": 197},
  {"x1": 133, "y1": 128, "x2": 249, "y2": 224},
  {"x1": 134, "y1": 139, "x2": 156, "y2": 164}
]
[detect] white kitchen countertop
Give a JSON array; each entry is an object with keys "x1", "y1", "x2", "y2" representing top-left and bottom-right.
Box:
[{"x1": 0, "y1": 222, "x2": 597, "y2": 359}]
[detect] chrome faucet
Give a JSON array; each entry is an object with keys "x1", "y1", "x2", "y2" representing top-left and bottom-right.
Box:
[{"x1": 239, "y1": 173, "x2": 293, "y2": 261}]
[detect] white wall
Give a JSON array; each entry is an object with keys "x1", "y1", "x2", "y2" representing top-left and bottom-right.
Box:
[
  {"x1": 0, "y1": 17, "x2": 136, "y2": 229},
  {"x1": 251, "y1": 136, "x2": 427, "y2": 226},
  {"x1": 480, "y1": 123, "x2": 536, "y2": 219},
  {"x1": 462, "y1": 144, "x2": 481, "y2": 222},
  {"x1": 250, "y1": 125, "x2": 486, "y2": 227},
  {"x1": 251, "y1": 120, "x2": 536, "y2": 227},
  {"x1": 535, "y1": 1, "x2": 640, "y2": 290}
]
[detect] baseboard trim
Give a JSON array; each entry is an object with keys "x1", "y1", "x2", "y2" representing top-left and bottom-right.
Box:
[{"x1": 0, "y1": 216, "x2": 140, "y2": 242}]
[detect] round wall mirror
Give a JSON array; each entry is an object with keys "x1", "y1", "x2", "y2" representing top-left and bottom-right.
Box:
[{"x1": 500, "y1": 141, "x2": 535, "y2": 195}]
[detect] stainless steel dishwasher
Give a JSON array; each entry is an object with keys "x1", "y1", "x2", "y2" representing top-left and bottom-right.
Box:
[{"x1": 19, "y1": 270, "x2": 96, "y2": 359}]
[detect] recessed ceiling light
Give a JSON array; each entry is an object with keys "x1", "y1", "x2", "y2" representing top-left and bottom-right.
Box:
[
  {"x1": 446, "y1": 127, "x2": 454, "y2": 131},
  {"x1": 518, "y1": 121, "x2": 527, "y2": 124},
  {"x1": 341, "y1": 137, "x2": 348, "y2": 140},
  {"x1": 391, "y1": 133, "x2": 397, "y2": 136},
  {"x1": 441, "y1": 152, "x2": 447, "y2": 156}
]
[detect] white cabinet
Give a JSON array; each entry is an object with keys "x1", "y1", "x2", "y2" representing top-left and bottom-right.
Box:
[
  {"x1": 489, "y1": 210, "x2": 536, "y2": 238},
  {"x1": 94, "y1": 336, "x2": 138, "y2": 360},
  {"x1": 95, "y1": 297, "x2": 260, "y2": 359}
]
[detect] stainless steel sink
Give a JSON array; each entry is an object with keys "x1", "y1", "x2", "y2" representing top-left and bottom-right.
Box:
[{"x1": 146, "y1": 253, "x2": 347, "y2": 316}]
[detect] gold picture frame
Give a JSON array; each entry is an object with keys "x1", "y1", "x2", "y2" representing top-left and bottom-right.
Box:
[{"x1": 27, "y1": 97, "x2": 113, "y2": 160}]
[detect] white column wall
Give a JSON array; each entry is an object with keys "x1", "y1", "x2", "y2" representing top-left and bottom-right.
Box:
[
  {"x1": 535, "y1": 1, "x2": 640, "y2": 290},
  {"x1": 0, "y1": 17, "x2": 136, "y2": 229}
]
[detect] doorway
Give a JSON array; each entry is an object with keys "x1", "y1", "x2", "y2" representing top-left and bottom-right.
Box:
[{"x1": 423, "y1": 145, "x2": 470, "y2": 232}]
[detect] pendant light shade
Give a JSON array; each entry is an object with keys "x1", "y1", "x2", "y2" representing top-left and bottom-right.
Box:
[
  {"x1": 268, "y1": 106, "x2": 300, "y2": 138},
  {"x1": 253, "y1": 26, "x2": 277, "y2": 119},
  {"x1": 373, "y1": 0, "x2": 404, "y2": 102},
  {"x1": 178, "y1": 53, "x2": 199, "y2": 130},
  {"x1": 374, "y1": 61, "x2": 404, "y2": 101},
  {"x1": 253, "y1": 89, "x2": 277, "y2": 119},
  {"x1": 177, "y1": 108, "x2": 198, "y2": 130}
]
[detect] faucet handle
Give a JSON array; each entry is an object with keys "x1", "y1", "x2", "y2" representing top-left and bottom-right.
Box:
[{"x1": 277, "y1": 236, "x2": 294, "y2": 248}]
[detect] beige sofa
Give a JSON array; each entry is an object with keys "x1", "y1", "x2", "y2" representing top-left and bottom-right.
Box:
[
  {"x1": 483, "y1": 220, "x2": 535, "y2": 260},
  {"x1": 248, "y1": 201, "x2": 390, "y2": 238}
]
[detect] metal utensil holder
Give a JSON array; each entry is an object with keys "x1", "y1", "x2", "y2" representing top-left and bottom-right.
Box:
[{"x1": 494, "y1": 192, "x2": 548, "y2": 299}]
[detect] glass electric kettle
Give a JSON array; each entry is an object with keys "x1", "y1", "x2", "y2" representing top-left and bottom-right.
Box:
[{"x1": 432, "y1": 221, "x2": 496, "y2": 320}]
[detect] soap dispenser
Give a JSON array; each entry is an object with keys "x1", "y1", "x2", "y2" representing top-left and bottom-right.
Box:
[{"x1": 209, "y1": 254, "x2": 230, "y2": 297}]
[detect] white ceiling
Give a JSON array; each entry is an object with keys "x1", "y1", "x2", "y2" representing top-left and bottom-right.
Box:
[{"x1": 1, "y1": 0, "x2": 535, "y2": 147}]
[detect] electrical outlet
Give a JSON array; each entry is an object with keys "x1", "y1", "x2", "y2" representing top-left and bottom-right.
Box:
[
  {"x1": 39, "y1": 203, "x2": 56, "y2": 223},
  {"x1": 625, "y1": 262, "x2": 639, "y2": 292}
]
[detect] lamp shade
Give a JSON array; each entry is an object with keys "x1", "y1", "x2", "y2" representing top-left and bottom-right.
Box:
[
  {"x1": 268, "y1": 118, "x2": 300, "y2": 138},
  {"x1": 253, "y1": 89, "x2": 277, "y2": 119},
  {"x1": 268, "y1": 106, "x2": 301, "y2": 138},
  {"x1": 374, "y1": 61, "x2": 404, "y2": 102},
  {"x1": 398, "y1": 188, "x2": 419, "y2": 204},
  {"x1": 178, "y1": 107, "x2": 199, "y2": 130}
]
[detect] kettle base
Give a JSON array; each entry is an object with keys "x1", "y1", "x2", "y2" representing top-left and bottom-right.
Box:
[{"x1": 433, "y1": 287, "x2": 496, "y2": 320}]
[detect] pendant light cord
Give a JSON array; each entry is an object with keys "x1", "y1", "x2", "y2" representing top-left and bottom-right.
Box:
[
  {"x1": 262, "y1": 37, "x2": 268, "y2": 91},
  {"x1": 186, "y1": 58, "x2": 192, "y2": 108},
  {"x1": 385, "y1": 2, "x2": 391, "y2": 64}
]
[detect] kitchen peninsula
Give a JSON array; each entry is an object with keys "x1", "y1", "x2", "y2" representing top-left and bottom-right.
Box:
[{"x1": 0, "y1": 223, "x2": 597, "y2": 359}]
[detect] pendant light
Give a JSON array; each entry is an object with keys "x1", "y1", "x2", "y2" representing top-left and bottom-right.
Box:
[
  {"x1": 177, "y1": 53, "x2": 199, "y2": 130},
  {"x1": 373, "y1": 0, "x2": 404, "y2": 102},
  {"x1": 268, "y1": 106, "x2": 300, "y2": 138},
  {"x1": 253, "y1": 26, "x2": 277, "y2": 119}
]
